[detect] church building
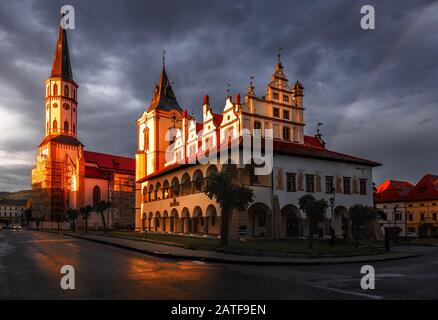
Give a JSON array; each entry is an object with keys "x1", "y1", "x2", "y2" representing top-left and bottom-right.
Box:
[
  {"x1": 31, "y1": 27, "x2": 135, "y2": 229},
  {"x1": 135, "y1": 57, "x2": 381, "y2": 240}
]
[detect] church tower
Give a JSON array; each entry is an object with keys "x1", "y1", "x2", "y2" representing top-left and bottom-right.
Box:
[
  {"x1": 32, "y1": 27, "x2": 85, "y2": 220},
  {"x1": 136, "y1": 64, "x2": 183, "y2": 179},
  {"x1": 44, "y1": 27, "x2": 79, "y2": 138}
]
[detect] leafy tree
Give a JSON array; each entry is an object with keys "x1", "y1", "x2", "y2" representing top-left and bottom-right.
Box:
[
  {"x1": 204, "y1": 170, "x2": 254, "y2": 246},
  {"x1": 65, "y1": 208, "x2": 79, "y2": 232},
  {"x1": 298, "y1": 194, "x2": 328, "y2": 249},
  {"x1": 94, "y1": 200, "x2": 111, "y2": 233},
  {"x1": 54, "y1": 212, "x2": 64, "y2": 231},
  {"x1": 79, "y1": 205, "x2": 93, "y2": 233},
  {"x1": 349, "y1": 204, "x2": 378, "y2": 248}
]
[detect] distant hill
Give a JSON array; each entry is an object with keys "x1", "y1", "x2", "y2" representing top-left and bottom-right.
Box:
[{"x1": 0, "y1": 190, "x2": 32, "y2": 201}]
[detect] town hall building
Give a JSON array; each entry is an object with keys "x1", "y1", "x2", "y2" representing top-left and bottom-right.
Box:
[{"x1": 135, "y1": 57, "x2": 381, "y2": 239}]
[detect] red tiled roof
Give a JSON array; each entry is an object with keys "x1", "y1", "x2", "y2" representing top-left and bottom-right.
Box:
[
  {"x1": 137, "y1": 135, "x2": 380, "y2": 183},
  {"x1": 273, "y1": 139, "x2": 380, "y2": 167},
  {"x1": 304, "y1": 135, "x2": 324, "y2": 149},
  {"x1": 85, "y1": 166, "x2": 108, "y2": 179},
  {"x1": 404, "y1": 174, "x2": 438, "y2": 201},
  {"x1": 374, "y1": 179, "x2": 414, "y2": 203},
  {"x1": 84, "y1": 151, "x2": 135, "y2": 173}
]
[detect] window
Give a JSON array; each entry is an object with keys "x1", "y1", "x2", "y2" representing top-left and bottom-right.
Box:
[
  {"x1": 421, "y1": 213, "x2": 425, "y2": 221},
  {"x1": 343, "y1": 177, "x2": 351, "y2": 194},
  {"x1": 273, "y1": 92, "x2": 279, "y2": 100},
  {"x1": 64, "y1": 120, "x2": 69, "y2": 132},
  {"x1": 286, "y1": 173, "x2": 296, "y2": 192},
  {"x1": 408, "y1": 204, "x2": 413, "y2": 207},
  {"x1": 433, "y1": 203, "x2": 437, "y2": 206},
  {"x1": 53, "y1": 84, "x2": 58, "y2": 95},
  {"x1": 282, "y1": 126, "x2": 291, "y2": 141},
  {"x1": 359, "y1": 179, "x2": 367, "y2": 195},
  {"x1": 258, "y1": 214, "x2": 266, "y2": 227},
  {"x1": 420, "y1": 203, "x2": 425, "y2": 207},
  {"x1": 283, "y1": 95, "x2": 289, "y2": 102},
  {"x1": 64, "y1": 85, "x2": 69, "y2": 96},
  {"x1": 73, "y1": 124, "x2": 75, "y2": 134},
  {"x1": 325, "y1": 176, "x2": 334, "y2": 193},
  {"x1": 63, "y1": 103, "x2": 70, "y2": 110},
  {"x1": 92, "y1": 186, "x2": 101, "y2": 206},
  {"x1": 254, "y1": 121, "x2": 262, "y2": 130},
  {"x1": 52, "y1": 119, "x2": 58, "y2": 131},
  {"x1": 433, "y1": 213, "x2": 437, "y2": 220},
  {"x1": 273, "y1": 108, "x2": 280, "y2": 118},
  {"x1": 408, "y1": 214, "x2": 413, "y2": 221},
  {"x1": 395, "y1": 213, "x2": 402, "y2": 220},
  {"x1": 224, "y1": 127, "x2": 233, "y2": 142},
  {"x1": 283, "y1": 110, "x2": 290, "y2": 120},
  {"x1": 305, "y1": 174, "x2": 315, "y2": 193}
]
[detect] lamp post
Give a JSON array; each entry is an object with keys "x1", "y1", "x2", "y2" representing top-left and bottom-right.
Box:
[{"x1": 329, "y1": 187, "x2": 336, "y2": 246}]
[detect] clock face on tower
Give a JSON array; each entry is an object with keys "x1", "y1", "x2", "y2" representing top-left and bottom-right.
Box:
[{"x1": 171, "y1": 113, "x2": 178, "y2": 123}]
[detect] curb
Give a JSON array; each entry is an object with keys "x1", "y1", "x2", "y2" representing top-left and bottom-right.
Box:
[{"x1": 54, "y1": 231, "x2": 422, "y2": 266}]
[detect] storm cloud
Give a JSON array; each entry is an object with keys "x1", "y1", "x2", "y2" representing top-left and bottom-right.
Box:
[{"x1": 0, "y1": 0, "x2": 437, "y2": 191}]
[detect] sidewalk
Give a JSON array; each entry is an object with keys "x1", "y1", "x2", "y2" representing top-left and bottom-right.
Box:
[{"x1": 57, "y1": 232, "x2": 421, "y2": 265}]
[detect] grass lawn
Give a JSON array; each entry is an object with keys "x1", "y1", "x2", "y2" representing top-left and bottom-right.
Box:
[{"x1": 86, "y1": 230, "x2": 386, "y2": 258}]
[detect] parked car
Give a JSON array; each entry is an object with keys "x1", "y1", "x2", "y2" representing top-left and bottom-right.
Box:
[{"x1": 406, "y1": 231, "x2": 417, "y2": 238}]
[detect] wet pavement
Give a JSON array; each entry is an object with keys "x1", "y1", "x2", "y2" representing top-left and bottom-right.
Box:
[{"x1": 1, "y1": 230, "x2": 437, "y2": 299}]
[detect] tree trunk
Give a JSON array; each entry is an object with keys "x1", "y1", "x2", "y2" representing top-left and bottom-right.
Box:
[
  {"x1": 72, "y1": 219, "x2": 76, "y2": 232},
  {"x1": 100, "y1": 212, "x2": 107, "y2": 233},
  {"x1": 354, "y1": 225, "x2": 360, "y2": 248},
  {"x1": 308, "y1": 218, "x2": 313, "y2": 249},
  {"x1": 220, "y1": 207, "x2": 230, "y2": 246},
  {"x1": 85, "y1": 217, "x2": 88, "y2": 233}
]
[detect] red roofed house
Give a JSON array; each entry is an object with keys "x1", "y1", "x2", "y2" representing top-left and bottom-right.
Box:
[
  {"x1": 135, "y1": 58, "x2": 381, "y2": 240},
  {"x1": 31, "y1": 27, "x2": 135, "y2": 229},
  {"x1": 374, "y1": 179, "x2": 414, "y2": 236},
  {"x1": 404, "y1": 175, "x2": 438, "y2": 237}
]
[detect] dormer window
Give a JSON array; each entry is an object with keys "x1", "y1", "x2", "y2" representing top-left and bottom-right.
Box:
[
  {"x1": 273, "y1": 92, "x2": 279, "y2": 100},
  {"x1": 283, "y1": 95, "x2": 289, "y2": 102}
]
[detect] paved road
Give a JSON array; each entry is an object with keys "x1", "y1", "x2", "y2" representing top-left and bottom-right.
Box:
[{"x1": 0, "y1": 230, "x2": 437, "y2": 299}]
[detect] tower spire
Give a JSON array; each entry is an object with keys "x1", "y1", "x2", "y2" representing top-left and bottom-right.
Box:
[
  {"x1": 51, "y1": 27, "x2": 73, "y2": 80},
  {"x1": 277, "y1": 46, "x2": 282, "y2": 65},
  {"x1": 148, "y1": 62, "x2": 182, "y2": 112}
]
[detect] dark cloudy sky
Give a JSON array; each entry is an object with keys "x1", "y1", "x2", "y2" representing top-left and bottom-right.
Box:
[{"x1": 0, "y1": 0, "x2": 437, "y2": 191}]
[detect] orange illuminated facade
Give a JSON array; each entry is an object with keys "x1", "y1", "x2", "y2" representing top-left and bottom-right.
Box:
[{"x1": 31, "y1": 27, "x2": 135, "y2": 229}]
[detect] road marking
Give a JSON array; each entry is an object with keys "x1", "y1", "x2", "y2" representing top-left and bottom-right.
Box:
[
  {"x1": 313, "y1": 285, "x2": 383, "y2": 299},
  {"x1": 375, "y1": 273, "x2": 407, "y2": 278},
  {"x1": 18, "y1": 239, "x2": 76, "y2": 243}
]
